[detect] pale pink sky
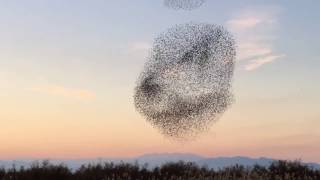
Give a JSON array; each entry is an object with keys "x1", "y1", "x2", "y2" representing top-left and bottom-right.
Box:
[{"x1": 0, "y1": 1, "x2": 319, "y2": 162}]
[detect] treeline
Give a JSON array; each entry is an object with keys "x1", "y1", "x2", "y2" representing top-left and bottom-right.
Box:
[{"x1": 0, "y1": 160, "x2": 320, "y2": 180}]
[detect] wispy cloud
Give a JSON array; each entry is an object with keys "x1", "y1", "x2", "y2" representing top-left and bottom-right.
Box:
[
  {"x1": 226, "y1": 7, "x2": 285, "y2": 71},
  {"x1": 245, "y1": 54, "x2": 286, "y2": 71},
  {"x1": 227, "y1": 16, "x2": 263, "y2": 31},
  {"x1": 237, "y1": 42, "x2": 273, "y2": 60},
  {"x1": 30, "y1": 84, "x2": 96, "y2": 100}
]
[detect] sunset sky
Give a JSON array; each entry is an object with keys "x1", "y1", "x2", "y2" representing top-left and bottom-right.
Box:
[{"x1": 0, "y1": 0, "x2": 319, "y2": 162}]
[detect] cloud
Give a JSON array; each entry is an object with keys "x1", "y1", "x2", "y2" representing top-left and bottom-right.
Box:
[
  {"x1": 30, "y1": 85, "x2": 96, "y2": 100},
  {"x1": 237, "y1": 42, "x2": 273, "y2": 60},
  {"x1": 226, "y1": 7, "x2": 285, "y2": 71},
  {"x1": 245, "y1": 54, "x2": 286, "y2": 71},
  {"x1": 227, "y1": 16, "x2": 263, "y2": 31}
]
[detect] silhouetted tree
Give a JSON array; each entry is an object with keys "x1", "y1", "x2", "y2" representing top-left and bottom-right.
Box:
[{"x1": 0, "y1": 159, "x2": 319, "y2": 180}]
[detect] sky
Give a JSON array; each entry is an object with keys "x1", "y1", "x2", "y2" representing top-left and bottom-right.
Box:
[{"x1": 0, "y1": 0, "x2": 319, "y2": 162}]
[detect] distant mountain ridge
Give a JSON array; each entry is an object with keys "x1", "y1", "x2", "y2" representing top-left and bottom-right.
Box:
[{"x1": 1, "y1": 153, "x2": 320, "y2": 170}]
